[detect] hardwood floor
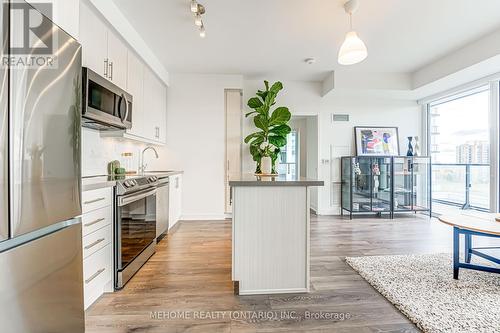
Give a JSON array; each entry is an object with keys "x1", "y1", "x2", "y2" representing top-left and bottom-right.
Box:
[{"x1": 86, "y1": 214, "x2": 457, "y2": 333}]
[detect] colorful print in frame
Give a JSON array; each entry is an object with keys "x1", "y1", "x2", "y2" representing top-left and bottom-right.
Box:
[{"x1": 354, "y1": 127, "x2": 400, "y2": 156}]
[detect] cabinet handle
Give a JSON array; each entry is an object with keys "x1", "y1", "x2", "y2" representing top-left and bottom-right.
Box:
[
  {"x1": 104, "y1": 59, "x2": 108, "y2": 77},
  {"x1": 84, "y1": 197, "x2": 106, "y2": 205},
  {"x1": 84, "y1": 238, "x2": 105, "y2": 250},
  {"x1": 109, "y1": 61, "x2": 114, "y2": 80},
  {"x1": 85, "y1": 268, "x2": 105, "y2": 284},
  {"x1": 84, "y1": 218, "x2": 105, "y2": 227}
]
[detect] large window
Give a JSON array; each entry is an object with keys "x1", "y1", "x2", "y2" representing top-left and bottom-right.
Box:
[{"x1": 429, "y1": 86, "x2": 491, "y2": 212}]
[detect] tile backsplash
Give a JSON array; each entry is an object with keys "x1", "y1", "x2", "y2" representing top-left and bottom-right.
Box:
[{"x1": 82, "y1": 128, "x2": 168, "y2": 177}]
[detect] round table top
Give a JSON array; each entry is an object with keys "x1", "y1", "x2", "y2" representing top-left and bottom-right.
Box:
[{"x1": 438, "y1": 214, "x2": 500, "y2": 236}]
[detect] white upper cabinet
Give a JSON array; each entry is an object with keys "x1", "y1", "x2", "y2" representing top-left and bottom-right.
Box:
[
  {"x1": 79, "y1": 0, "x2": 167, "y2": 145},
  {"x1": 157, "y1": 82, "x2": 167, "y2": 143},
  {"x1": 143, "y1": 67, "x2": 167, "y2": 144},
  {"x1": 79, "y1": 0, "x2": 107, "y2": 77},
  {"x1": 107, "y1": 31, "x2": 128, "y2": 90},
  {"x1": 79, "y1": 0, "x2": 128, "y2": 89},
  {"x1": 126, "y1": 52, "x2": 144, "y2": 137},
  {"x1": 27, "y1": 0, "x2": 80, "y2": 39}
]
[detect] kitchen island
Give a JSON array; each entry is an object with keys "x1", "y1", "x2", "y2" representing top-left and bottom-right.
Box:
[{"x1": 229, "y1": 174, "x2": 324, "y2": 295}]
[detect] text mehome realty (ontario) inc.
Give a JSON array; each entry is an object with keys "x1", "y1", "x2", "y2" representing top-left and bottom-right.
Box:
[{"x1": 150, "y1": 310, "x2": 352, "y2": 322}]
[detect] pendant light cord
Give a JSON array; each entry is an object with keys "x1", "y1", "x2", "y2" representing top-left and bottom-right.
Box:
[{"x1": 349, "y1": 12, "x2": 353, "y2": 31}]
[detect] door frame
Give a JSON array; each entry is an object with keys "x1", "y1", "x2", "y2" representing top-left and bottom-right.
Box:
[{"x1": 224, "y1": 89, "x2": 243, "y2": 214}]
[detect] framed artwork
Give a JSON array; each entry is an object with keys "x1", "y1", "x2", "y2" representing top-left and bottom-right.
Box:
[{"x1": 354, "y1": 126, "x2": 400, "y2": 156}]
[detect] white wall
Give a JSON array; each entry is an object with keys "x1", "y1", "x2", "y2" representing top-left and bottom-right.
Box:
[
  {"x1": 164, "y1": 75, "x2": 421, "y2": 218},
  {"x1": 318, "y1": 92, "x2": 422, "y2": 214},
  {"x1": 166, "y1": 74, "x2": 244, "y2": 220},
  {"x1": 81, "y1": 128, "x2": 169, "y2": 176}
]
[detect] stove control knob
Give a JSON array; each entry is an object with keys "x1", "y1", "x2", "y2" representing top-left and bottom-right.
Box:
[{"x1": 123, "y1": 181, "x2": 130, "y2": 188}]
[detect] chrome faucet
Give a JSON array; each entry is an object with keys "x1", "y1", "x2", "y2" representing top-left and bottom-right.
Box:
[{"x1": 139, "y1": 146, "x2": 159, "y2": 174}]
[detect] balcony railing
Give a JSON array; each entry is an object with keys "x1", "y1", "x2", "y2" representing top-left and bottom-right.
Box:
[{"x1": 432, "y1": 163, "x2": 490, "y2": 211}]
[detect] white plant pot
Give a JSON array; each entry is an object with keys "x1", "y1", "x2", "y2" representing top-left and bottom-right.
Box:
[{"x1": 261, "y1": 156, "x2": 272, "y2": 174}]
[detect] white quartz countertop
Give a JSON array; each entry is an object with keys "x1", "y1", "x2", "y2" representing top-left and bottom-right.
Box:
[
  {"x1": 229, "y1": 174, "x2": 324, "y2": 187},
  {"x1": 82, "y1": 171, "x2": 183, "y2": 192}
]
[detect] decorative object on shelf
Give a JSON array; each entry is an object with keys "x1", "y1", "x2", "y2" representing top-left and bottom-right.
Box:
[
  {"x1": 372, "y1": 162, "x2": 380, "y2": 193},
  {"x1": 190, "y1": 1, "x2": 206, "y2": 38},
  {"x1": 245, "y1": 81, "x2": 291, "y2": 175},
  {"x1": 338, "y1": 0, "x2": 368, "y2": 65},
  {"x1": 406, "y1": 136, "x2": 414, "y2": 156},
  {"x1": 353, "y1": 162, "x2": 361, "y2": 175},
  {"x1": 413, "y1": 136, "x2": 420, "y2": 156},
  {"x1": 341, "y1": 156, "x2": 431, "y2": 219},
  {"x1": 354, "y1": 126, "x2": 400, "y2": 156}
]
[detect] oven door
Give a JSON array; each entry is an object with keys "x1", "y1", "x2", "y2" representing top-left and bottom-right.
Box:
[{"x1": 116, "y1": 188, "x2": 157, "y2": 274}]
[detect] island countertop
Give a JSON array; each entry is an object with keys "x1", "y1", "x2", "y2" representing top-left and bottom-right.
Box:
[{"x1": 229, "y1": 174, "x2": 324, "y2": 187}]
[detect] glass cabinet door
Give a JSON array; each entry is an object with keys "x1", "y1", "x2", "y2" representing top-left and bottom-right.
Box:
[
  {"x1": 412, "y1": 157, "x2": 431, "y2": 211},
  {"x1": 371, "y1": 157, "x2": 392, "y2": 212},
  {"x1": 393, "y1": 157, "x2": 413, "y2": 211},
  {"x1": 351, "y1": 157, "x2": 372, "y2": 212},
  {"x1": 341, "y1": 158, "x2": 351, "y2": 211}
]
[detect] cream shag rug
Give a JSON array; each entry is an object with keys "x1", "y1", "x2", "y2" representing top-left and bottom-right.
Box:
[{"x1": 345, "y1": 253, "x2": 500, "y2": 333}]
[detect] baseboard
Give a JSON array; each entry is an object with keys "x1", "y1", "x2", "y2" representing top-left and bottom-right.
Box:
[
  {"x1": 180, "y1": 214, "x2": 228, "y2": 221},
  {"x1": 238, "y1": 287, "x2": 309, "y2": 295},
  {"x1": 316, "y1": 206, "x2": 341, "y2": 216},
  {"x1": 167, "y1": 221, "x2": 182, "y2": 234}
]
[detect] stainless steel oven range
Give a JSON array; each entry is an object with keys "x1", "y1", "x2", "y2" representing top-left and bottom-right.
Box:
[{"x1": 114, "y1": 175, "x2": 160, "y2": 289}]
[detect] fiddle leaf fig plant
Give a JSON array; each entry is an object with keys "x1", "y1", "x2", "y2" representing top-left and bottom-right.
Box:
[{"x1": 244, "y1": 81, "x2": 291, "y2": 174}]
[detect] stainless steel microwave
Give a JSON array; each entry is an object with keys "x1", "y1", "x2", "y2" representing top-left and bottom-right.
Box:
[{"x1": 82, "y1": 67, "x2": 133, "y2": 130}]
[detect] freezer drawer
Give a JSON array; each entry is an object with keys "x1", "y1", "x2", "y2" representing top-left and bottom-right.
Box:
[{"x1": 0, "y1": 222, "x2": 84, "y2": 333}]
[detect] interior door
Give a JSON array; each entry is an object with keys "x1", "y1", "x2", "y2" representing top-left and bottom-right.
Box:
[{"x1": 225, "y1": 90, "x2": 242, "y2": 213}]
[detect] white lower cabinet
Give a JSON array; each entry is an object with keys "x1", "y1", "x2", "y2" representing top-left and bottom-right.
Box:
[
  {"x1": 81, "y1": 187, "x2": 114, "y2": 310},
  {"x1": 168, "y1": 174, "x2": 182, "y2": 229}
]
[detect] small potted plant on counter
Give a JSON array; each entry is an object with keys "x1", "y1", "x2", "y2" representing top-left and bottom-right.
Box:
[{"x1": 245, "y1": 81, "x2": 291, "y2": 175}]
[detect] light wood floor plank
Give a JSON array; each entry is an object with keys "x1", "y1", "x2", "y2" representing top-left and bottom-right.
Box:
[{"x1": 86, "y1": 214, "x2": 461, "y2": 332}]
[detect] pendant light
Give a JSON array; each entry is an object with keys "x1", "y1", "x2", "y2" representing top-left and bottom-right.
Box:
[{"x1": 338, "y1": 0, "x2": 367, "y2": 65}]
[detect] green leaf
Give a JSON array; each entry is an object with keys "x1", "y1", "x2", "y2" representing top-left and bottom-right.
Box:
[
  {"x1": 244, "y1": 132, "x2": 264, "y2": 144},
  {"x1": 269, "y1": 81, "x2": 283, "y2": 93},
  {"x1": 264, "y1": 91, "x2": 277, "y2": 107},
  {"x1": 270, "y1": 124, "x2": 291, "y2": 136},
  {"x1": 256, "y1": 90, "x2": 268, "y2": 102},
  {"x1": 247, "y1": 97, "x2": 263, "y2": 109},
  {"x1": 269, "y1": 107, "x2": 291, "y2": 126},
  {"x1": 253, "y1": 114, "x2": 268, "y2": 131},
  {"x1": 245, "y1": 111, "x2": 258, "y2": 118},
  {"x1": 264, "y1": 81, "x2": 269, "y2": 91},
  {"x1": 268, "y1": 135, "x2": 287, "y2": 147}
]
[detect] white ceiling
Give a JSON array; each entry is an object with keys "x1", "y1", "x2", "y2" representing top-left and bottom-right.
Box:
[{"x1": 112, "y1": 0, "x2": 500, "y2": 81}]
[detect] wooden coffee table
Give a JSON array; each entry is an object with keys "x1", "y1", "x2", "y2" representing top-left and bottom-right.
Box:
[{"x1": 438, "y1": 214, "x2": 500, "y2": 279}]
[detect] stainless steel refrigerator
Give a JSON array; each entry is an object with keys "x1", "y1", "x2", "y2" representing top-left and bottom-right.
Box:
[{"x1": 0, "y1": 1, "x2": 84, "y2": 332}]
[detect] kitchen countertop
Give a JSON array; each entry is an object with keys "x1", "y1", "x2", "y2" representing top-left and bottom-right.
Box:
[
  {"x1": 82, "y1": 170, "x2": 184, "y2": 192},
  {"x1": 229, "y1": 174, "x2": 324, "y2": 187}
]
